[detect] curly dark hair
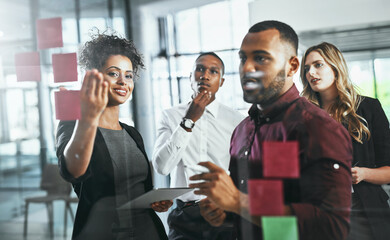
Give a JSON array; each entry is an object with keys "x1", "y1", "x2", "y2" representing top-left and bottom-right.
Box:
[{"x1": 79, "y1": 31, "x2": 144, "y2": 77}]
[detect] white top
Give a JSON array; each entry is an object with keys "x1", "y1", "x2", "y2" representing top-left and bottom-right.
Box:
[{"x1": 152, "y1": 100, "x2": 245, "y2": 201}]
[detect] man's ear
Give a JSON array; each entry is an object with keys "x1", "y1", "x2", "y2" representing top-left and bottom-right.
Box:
[
  {"x1": 287, "y1": 56, "x2": 299, "y2": 77},
  {"x1": 219, "y1": 77, "x2": 225, "y2": 87}
]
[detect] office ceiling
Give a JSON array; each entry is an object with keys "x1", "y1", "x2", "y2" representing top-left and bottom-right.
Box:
[{"x1": 1, "y1": 0, "x2": 390, "y2": 73}]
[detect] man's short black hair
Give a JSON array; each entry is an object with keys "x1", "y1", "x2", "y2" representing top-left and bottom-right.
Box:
[
  {"x1": 195, "y1": 52, "x2": 225, "y2": 75},
  {"x1": 248, "y1": 20, "x2": 298, "y2": 55}
]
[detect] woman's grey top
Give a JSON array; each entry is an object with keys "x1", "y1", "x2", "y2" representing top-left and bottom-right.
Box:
[{"x1": 99, "y1": 127, "x2": 160, "y2": 240}]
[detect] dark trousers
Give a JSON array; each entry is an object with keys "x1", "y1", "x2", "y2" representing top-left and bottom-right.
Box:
[
  {"x1": 168, "y1": 200, "x2": 234, "y2": 240},
  {"x1": 346, "y1": 193, "x2": 375, "y2": 240}
]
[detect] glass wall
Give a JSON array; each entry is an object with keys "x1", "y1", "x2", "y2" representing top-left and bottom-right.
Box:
[
  {"x1": 0, "y1": 1, "x2": 136, "y2": 237},
  {"x1": 1, "y1": 0, "x2": 389, "y2": 237},
  {"x1": 0, "y1": 0, "x2": 131, "y2": 185}
]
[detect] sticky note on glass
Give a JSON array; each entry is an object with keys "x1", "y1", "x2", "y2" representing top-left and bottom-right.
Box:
[
  {"x1": 248, "y1": 179, "x2": 284, "y2": 216},
  {"x1": 36, "y1": 17, "x2": 63, "y2": 49},
  {"x1": 54, "y1": 90, "x2": 80, "y2": 120},
  {"x1": 262, "y1": 141, "x2": 299, "y2": 178},
  {"x1": 52, "y1": 53, "x2": 77, "y2": 83},
  {"x1": 15, "y1": 52, "x2": 41, "y2": 82},
  {"x1": 262, "y1": 216, "x2": 299, "y2": 240}
]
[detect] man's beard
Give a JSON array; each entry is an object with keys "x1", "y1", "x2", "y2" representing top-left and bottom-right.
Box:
[
  {"x1": 243, "y1": 69, "x2": 286, "y2": 105},
  {"x1": 261, "y1": 69, "x2": 286, "y2": 105}
]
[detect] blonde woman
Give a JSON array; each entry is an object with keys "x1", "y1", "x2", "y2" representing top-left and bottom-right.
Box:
[{"x1": 300, "y1": 42, "x2": 390, "y2": 240}]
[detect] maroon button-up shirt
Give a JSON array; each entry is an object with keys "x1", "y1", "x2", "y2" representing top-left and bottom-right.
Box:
[{"x1": 229, "y1": 85, "x2": 352, "y2": 240}]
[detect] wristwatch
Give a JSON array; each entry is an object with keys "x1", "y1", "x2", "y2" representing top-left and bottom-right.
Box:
[{"x1": 181, "y1": 118, "x2": 195, "y2": 129}]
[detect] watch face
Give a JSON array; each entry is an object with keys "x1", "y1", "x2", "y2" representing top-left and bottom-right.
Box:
[
  {"x1": 184, "y1": 119, "x2": 192, "y2": 128},
  {"x1": 183, "y1": 118, "x2": 194, "y2": 128}
]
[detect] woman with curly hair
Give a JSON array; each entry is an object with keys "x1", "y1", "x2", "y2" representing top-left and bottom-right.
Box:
[
  {"x1": 300, "y1": 42, "x2": 390, "y2": 240},
  {"x1": 56, "y1": 32, "x2": 171, "y2": 240}
]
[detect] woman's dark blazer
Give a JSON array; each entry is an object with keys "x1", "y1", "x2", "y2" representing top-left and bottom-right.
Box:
[
  {"x1": 352, "y1": 96, "x2": 390, "y2": 240},
  {"x1": 56, "y1": 121, "x2": 167, "y2": 240}
]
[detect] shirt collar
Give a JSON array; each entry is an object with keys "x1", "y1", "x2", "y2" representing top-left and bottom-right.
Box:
[
  {"x1": 186, "y1": 98, "x2": 220, "y2": 119},
  {"x1": 248, "y1": 84, "x2": 300, "y2": 122},
  {"x1": 205, "y1": 99, "x2": 219, "y2": 118}
]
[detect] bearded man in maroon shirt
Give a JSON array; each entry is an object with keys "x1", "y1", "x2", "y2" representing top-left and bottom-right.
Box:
[{"x1": 189, "y1": 20, "x2": 353, "y2": 240}]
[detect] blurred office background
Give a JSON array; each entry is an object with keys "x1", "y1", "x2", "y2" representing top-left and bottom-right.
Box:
[{"x1": 0, "y1": 0, "x2": 389, "y2": 239}]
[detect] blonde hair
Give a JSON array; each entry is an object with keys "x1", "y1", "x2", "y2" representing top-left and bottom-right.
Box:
[{"x1": 300, "y1": 42, "x2": 370, "y2": 143}]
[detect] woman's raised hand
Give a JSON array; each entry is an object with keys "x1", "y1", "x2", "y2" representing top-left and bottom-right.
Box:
[{"x1": 80, "y1": 69, "x2": 108, "y2": 124}]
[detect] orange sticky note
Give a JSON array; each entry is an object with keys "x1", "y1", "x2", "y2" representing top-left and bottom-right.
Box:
[
  {"x1": 54, "y1": 90, "x2": 80, "y2": 120},
  {"x1": 248, "y1": 179, "x2": 284, "y2": 216},
  {"x1": 52, "y1": 53, "x2": 78, "y2": 83},
  {"x1": 15, "y1": 52, "x2": 41, "y2": 82},
  {"x1": 36, "y1": 17, "x2": 63, "y2": 49},
  {"x1": 262, "y1": 141, "x2": 300, "y2": 178}
]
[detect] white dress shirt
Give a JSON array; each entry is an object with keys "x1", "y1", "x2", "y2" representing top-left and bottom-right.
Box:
[{"x1": 152, "y1": 100, "x2": 245, "y2": 201}]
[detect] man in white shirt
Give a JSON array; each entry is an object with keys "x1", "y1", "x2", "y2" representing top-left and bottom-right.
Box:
[{"x1": 152, "y1": 52, "x2": 244, "y2": 239}]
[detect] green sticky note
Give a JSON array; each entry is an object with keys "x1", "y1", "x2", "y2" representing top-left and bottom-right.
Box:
[{"x1": 262, "y1": 216, "x2": 299, "y2": 240}]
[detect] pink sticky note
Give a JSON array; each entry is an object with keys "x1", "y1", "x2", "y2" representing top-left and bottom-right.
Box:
[
  {"x1": 54, "y1": 90, "x2": 80, "y2": 120},
  {"x1": 15, "y1": 52, "x2": 41, "y2": 82},
  {"x1": 262, "y1": 141, "x2": 300, "y2": 178},
  {"x1": 36, "y1": 17, "x2": 63, "y2": 49},
  {"x1": 248, "y1": 179, "x2": 284, "y2": 216},
  {"x1": 52, "y1": 53, "x2": 78, "y2": 83}
]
